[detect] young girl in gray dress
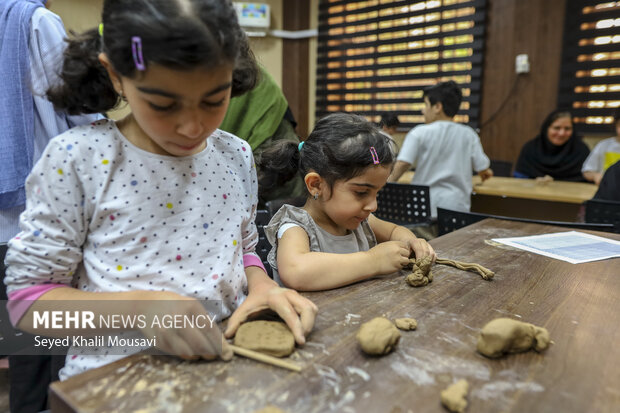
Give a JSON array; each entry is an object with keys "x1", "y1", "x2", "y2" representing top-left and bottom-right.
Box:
[{"x1": 259, "y1": 113, "x2": 436, "y2": 290}]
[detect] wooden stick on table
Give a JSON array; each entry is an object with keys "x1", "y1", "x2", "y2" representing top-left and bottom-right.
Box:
[{"x1": 229, "y1": 344, "x2": 302, "y2": 372}]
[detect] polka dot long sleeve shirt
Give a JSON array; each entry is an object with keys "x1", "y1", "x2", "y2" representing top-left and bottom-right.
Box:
[
  {"x1": 5, "y1": 119, "x2": 260, "y2": 378},
  {"x1": 6, "y1": 119, "x2": 259, "y2": 322}
]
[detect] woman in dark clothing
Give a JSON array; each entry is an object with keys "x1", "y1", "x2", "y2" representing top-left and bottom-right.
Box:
[
  {"x1": 593, "y1": 160, "x2": 620, "y2": 202},
  {"x1": 514, "y1": 110, "x2": 590, "y2": 181}
]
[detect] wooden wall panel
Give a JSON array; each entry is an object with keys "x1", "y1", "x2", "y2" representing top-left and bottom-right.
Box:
[
  {"x1": 479, "y1": 0, "x2": 567, "y2": 165},
  {"x1": 282, "y1": 0, "x2": 311, "y2": 139}
]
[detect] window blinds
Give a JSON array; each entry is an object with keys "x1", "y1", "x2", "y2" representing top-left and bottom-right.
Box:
[
  {"x1": 559, "y1": 0, "x2": 620, "y2": 133},
  {"x1": 316, "y1": 0, "x2": 487, "y2": 129}
]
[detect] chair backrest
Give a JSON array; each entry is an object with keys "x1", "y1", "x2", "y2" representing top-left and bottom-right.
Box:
[
  {"x1": 375, "y1": 183, "x2": 432, "y2": 226},
  {"x1": 255, "y1": 209, "x2": 273, "y2": 278},
  {"x1": 437, "y1": 208, "x2": 486, "y2": 235},
  {"x1": 265, "y1": 196, "x2": 306, "y2": 218},
  {"x1": 437, "y1": 207, "x2": 615, "y2": 236},
  {"x1": 584, "y1": 199, "x2": 620, "y2": 233},
  {"x1": 489, "y1": 160, "x2": 513, "y2": 177}
]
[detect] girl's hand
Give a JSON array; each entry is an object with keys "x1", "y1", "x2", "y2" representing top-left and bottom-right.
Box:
[
  {"x1": 406, "y1": 237, "x2": 437, "y2": 262},
  {"x1": 224, "y1": 273, "x2": 318, "y2": 345},
  {"x1": 367, "y1": 240, "x2": 411, "y2": 274},
  {"x1": 134, "y1": 291, "x2": 232, "y2": 361}
]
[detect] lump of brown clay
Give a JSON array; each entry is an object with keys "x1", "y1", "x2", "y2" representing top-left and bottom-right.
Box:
[
  {"x1": 405, "y1": 256, "x2": 434, "y2": 287},
  {"x1": 394, "y1": 318, "x2": 417, "y2": 331},
  {"x1": 234, "y1": 320, "x2": 295, "y2": 357},
  {"x1": 440, "y1": 379, "x2": 469, "y2": 413},
  {"x1": 356, "y1": 317, "x2": 400, "y2": 355},
  {"x1": 477, "y1": 318, "x2": 550, "y2": 358}
]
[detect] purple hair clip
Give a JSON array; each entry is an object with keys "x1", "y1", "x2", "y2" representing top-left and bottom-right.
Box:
[
  {"x1": 131, "y1": 36, "x2": 146, "y2": 71},
  {"x1": 369, "y1": 146, "x2": 380, "y2": 164}
]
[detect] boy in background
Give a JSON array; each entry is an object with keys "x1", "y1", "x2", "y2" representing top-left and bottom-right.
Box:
[{"x1": 389, "y1": 81, "x2": 492, "y2": 237}]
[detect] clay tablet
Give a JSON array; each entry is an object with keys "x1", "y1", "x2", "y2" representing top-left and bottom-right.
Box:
[
  {"x1": 356, "y1": 317, "x2": 400, "y2": 355},
  {"x1": 234, "y1": 321, "x2": 295, "y2": 357},
  {"x1": 394, "y1": 318, "x2": 417, "y2": 331},
  {"x1": 477, "y1": 318, "x2": 550, "y2": 358},
  {"x1": 440, "y1": 379, "x2": 469, "y2": 413}
]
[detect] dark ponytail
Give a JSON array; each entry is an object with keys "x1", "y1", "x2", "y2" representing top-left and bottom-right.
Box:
[
  {"x1": 258, "y1": 113, "x2": 396, "y2": 196},
  {"x1": 47, "y1": 29, "x2": 120, "y2": 115},
  {"x1": 257, "y1": 141, "x2": 301, "y2": 194},
  {"x1": 231, "y1": 40, "x2": 258, "y2": 98}
]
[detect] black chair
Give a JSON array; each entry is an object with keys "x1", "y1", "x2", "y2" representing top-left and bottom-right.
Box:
[
  {"x1": 1, "y1": 243, "x2": 67, "y2": 412},
  {"x1": 255, "y1": 209, "x2": 273, "y2": 278},
  {"x1": 489, "y1": 160, "x2": 513, "y2": 177},
  {"x1": 584, "y1": 198, "x2": 620, "y2": 233},
  {"x1": 264, "y1": 196, "x2": 306, "y2": 218},
  {"x1": 375, "y1": 183, "x2": 432, "y2": 227},
  {"x1": 0, "y1": 243, "x2": 33, "y2": 354},
  {"x1": 437, "y1": 207, "x2": 615, "y2": 236}
]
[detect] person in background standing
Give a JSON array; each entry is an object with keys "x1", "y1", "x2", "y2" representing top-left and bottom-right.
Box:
[
  {"x1": 0, "y1": 1, "x2": 102, "y2": 411},
  {"x1": 389, "y1": 81, "x2": 492, "y2": 238}
]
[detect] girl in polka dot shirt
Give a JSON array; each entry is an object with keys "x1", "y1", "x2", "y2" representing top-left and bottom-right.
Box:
[{"x1": 4, "y1": 0, "x2": 316, "y2": 379}]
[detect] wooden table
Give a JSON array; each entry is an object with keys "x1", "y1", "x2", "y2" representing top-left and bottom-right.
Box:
[
  {"x1": 50, "y1": 219, "x2": 620, "y2": 413},
  {"x1": 471, "y1": 176, "x2": 597, "y2": 204},
  {"x1": 397, "y1": 170, "x2": 415, "y2": 184},
  {"x1": 470, "y1": 176, "x2": 597, "y2": 221},
  {"x1": 397, "y1": 172, "x2": 597, "y2": 221}
]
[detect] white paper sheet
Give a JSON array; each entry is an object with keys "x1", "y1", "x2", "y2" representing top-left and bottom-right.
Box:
[{"x1": 492, "y1": 231, "x2": 620, "y2": 264}]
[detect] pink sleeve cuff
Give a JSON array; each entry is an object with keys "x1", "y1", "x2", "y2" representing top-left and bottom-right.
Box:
[
  {"x1": 243, "y1": 253, "x2": 267, "y2": 274},
  {"x1": 7, "y1": 284, "x2": 68, "y2": 327}
]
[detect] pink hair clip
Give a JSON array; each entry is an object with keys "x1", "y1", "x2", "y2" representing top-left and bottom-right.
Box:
[
  {"x1": 369, "y1": 146, "x2": 380, "y2": 164},
  {"x1": 131, "y1": 36, "x2": 146, "y2": 71}
]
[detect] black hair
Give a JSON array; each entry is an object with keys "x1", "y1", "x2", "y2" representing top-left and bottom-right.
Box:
[
  {"x1": 47, "y1": 0, "x2": 258, "y2": 115},
  {"x1": 258, "y1": 113, "x2": 396, "y2": 197},
  {"x1": 379, "y1": 112, "x2": 400, "y2": 128},
  {"x1": 614, "y1": 107, "x2": 620, "y2": 124},
  {"x1": 423, "y1": 80, "x2": 463, "y2": 118},
  {"x1": 539, "y1": 109, "x2": 574, "y2": 140}
]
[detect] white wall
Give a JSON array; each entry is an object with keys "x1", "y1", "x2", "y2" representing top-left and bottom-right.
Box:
[
  {"x1": 246, "y1": 0, "x2": 283, "y2": 86},
  {"x1": 50, "y1": 0, "x2": 102, "y2": 33}
]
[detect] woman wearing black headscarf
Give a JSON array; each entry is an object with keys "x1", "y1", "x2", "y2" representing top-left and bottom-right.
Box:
[{"x1": 514, "y1": 110, "x2": 590, "y2": 181}]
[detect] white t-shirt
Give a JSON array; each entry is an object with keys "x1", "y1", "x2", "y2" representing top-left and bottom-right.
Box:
[
  {"x1": 5, "y1": 120, "x2": 259, "y2": 379},
  {"x1": 581, "y1": 137, "x2": 620, "y2": 173},
  {"x1": 397, "y1": 121, "x2": 490, "y2": 217}
]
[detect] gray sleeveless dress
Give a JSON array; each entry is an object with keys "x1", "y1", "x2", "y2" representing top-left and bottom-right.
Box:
[{"x1": 264, "y1": 205, "x2": 377, "y2": 285}]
